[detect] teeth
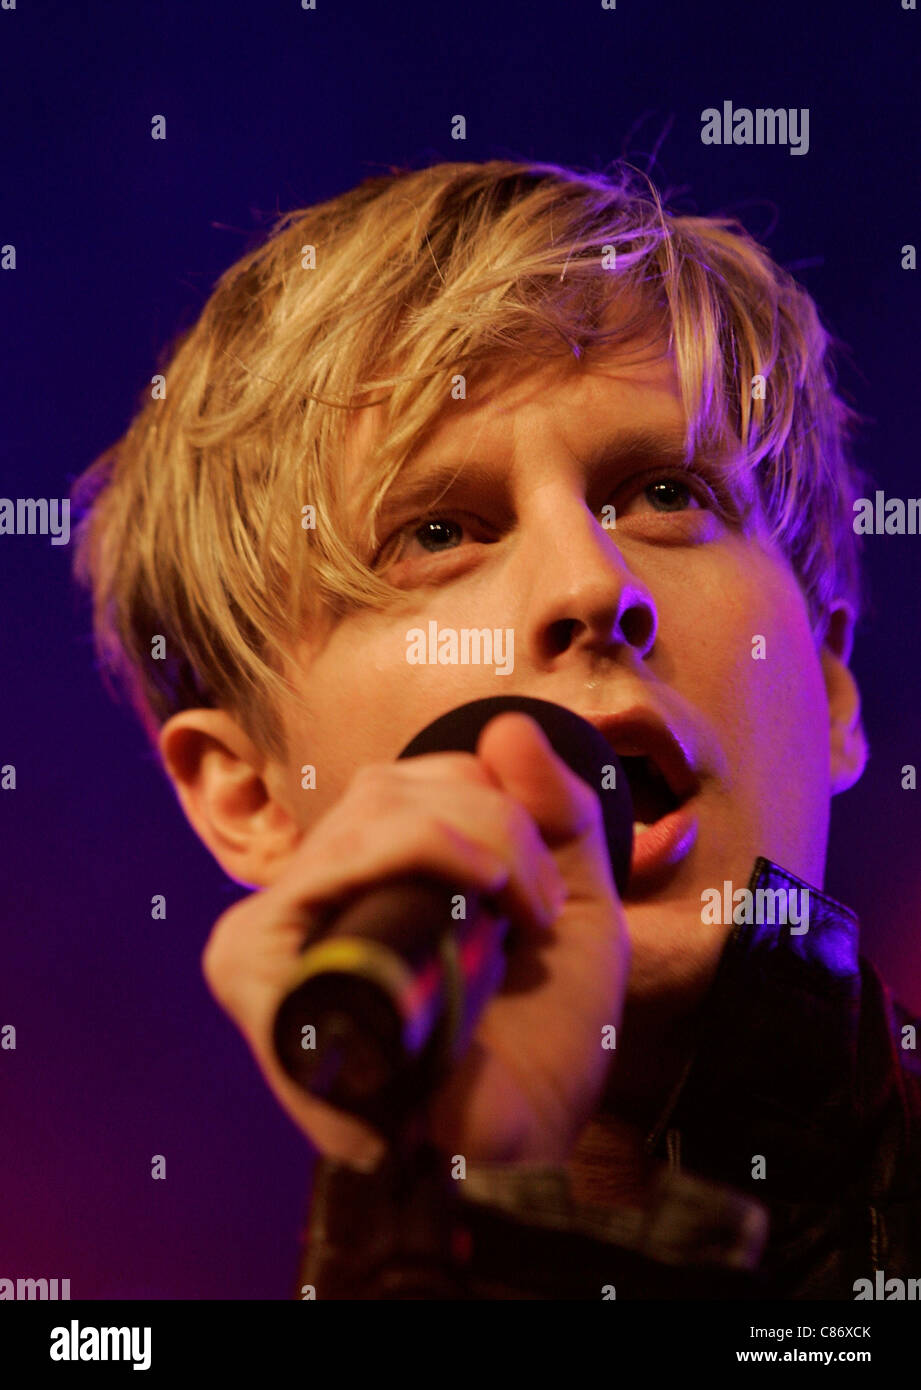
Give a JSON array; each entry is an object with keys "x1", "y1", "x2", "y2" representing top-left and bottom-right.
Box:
[{"x1": 633, "y1": 821, "x2": 651, "y2": 834}]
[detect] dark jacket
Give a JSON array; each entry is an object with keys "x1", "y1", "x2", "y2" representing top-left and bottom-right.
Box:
[{"x1": 295, "y1": 857, "x2": 921, "y2": 1299}]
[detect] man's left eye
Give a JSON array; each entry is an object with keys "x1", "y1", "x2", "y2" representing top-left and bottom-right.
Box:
[
  {"x1": 411, "y1": 517, "x2": 469, "y2": 551},
  {"x1": 619, "y1": 473, "x2": 713, "y2": 517},
  {"x1": 642, "y1": 477, "x2": 698, "y2": 511}
]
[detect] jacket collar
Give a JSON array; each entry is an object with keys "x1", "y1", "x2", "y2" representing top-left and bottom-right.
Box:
[{"x1": 645, "y1": 856, "x2": 863, "y2": 1198}]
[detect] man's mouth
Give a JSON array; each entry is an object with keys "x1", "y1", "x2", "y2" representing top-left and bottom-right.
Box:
[
  {"x1": 618, "y1": 753, "x2": 682, "y2": 829},
  {"x1": 583, "y1": 709, "x2": 701, "y2": 897}
]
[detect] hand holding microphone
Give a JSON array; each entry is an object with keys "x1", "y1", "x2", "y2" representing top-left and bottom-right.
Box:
[{"x1": 201, "y1": 699, "x2": 632, "y2": 1169}]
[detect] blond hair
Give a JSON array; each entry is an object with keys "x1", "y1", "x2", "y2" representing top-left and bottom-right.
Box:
[{"x1": 72, "y1": 159, "x2": 866, "y2": 760}]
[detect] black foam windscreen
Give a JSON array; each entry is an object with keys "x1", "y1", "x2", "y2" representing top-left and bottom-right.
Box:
[{"x1": 397, "y1": 695, "x2": 634, "y2": 897}]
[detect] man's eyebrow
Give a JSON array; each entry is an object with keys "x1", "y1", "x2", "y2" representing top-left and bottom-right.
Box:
[
  {"x1": 377, "y1": 427, "x2": 728, "y2": 513},
  {"x1": 581, "y1": 427, "x2": 696, "y2": 477},
  {"x1": 376, "y1": 458, "x2": 499, "y2": 514}
]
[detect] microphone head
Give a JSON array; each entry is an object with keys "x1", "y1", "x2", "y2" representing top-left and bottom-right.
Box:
[{"x1": 398, "y1": 695, "x2": 633, "y2": 897}]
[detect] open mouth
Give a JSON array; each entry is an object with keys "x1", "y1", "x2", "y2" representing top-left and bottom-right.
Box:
[
  {"x1": 619, "y1": 753, "x2": 682, "y2": 831},
  {"x1": 583, "y1": 708, "x2": 702, "y2": 893},
  {"x1": 618, "y1": 751, "x2": 698, "y2": 893}
]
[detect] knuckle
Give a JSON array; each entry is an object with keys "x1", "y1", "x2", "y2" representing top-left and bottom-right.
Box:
[
  {"x1": 201, "y1": 911, "x2": 233, "y2": 975},
  {"x1": 201, "y1": 898, "x2": 251, "y2": 986},
  {"x1": 405, "y1": 812, "x2": 485, "y2": 872},
  {"x1": 450, "y1": 751, "x2": 493, "y2": 782},
  {"x1": 332, "y1": 768, "x2": 404, "y2": 826},
  {"x1": 200, "y1": 932, "x2": 228, "y2": 993},
  {"x1": 498, "y1": 794, "x2": 539, "y2": 850},
  {"x1": 406, "y1": 810, "x2": 460, "y2": 859},
  {"x1": 349, "y1": 762, "x2": 393, "y2": 799},
  {"x1": 316, "y1": 818, "x2": 373, "y2": 866}
]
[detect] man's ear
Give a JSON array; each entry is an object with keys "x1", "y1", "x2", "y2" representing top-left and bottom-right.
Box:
[
  {"x1": 158, "y1": 709, "x2": 304, "y2": 888},
  {"x1": 821, "y1": 602, "x2": 868, "y2": 795}
]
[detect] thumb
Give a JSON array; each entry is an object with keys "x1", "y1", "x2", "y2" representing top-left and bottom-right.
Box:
[{"x1": 475, "y1": 712, "x2": 609, "y2": 859}]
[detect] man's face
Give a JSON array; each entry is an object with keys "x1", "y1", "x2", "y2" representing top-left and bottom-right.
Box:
[{"x1": 278, "y1": 347, "x2": 835, "y2": 1007}]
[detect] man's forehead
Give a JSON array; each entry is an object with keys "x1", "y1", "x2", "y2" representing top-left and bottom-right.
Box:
[
  {"x1": 342, "y1": 349, "x2": 683, "y2": 478},
  {"x1": 340, "y1": 349, "x2": 753, "y2": 523}
]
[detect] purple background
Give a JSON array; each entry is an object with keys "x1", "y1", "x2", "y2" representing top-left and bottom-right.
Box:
[{"x1": 1, "y1": 0, "x2": 919, "y2": 1298}]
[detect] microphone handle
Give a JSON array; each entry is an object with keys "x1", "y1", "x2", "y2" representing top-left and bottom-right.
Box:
[
  {"x1": 271, "y1": 696, "x2": 632, "y2": 1134},
  {"x1": 272, "y1": 875, "x2": 509, "y2": 1134}
]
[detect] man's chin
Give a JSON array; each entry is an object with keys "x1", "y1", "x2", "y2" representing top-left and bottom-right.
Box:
[{"x1": 621, "y1": 889, "x2": 737, "y2": 1007}]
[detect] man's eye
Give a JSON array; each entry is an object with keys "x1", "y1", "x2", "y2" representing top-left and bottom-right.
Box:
[
  {"x1": 373, "y1": 512, "x2": 486, "y2": 568},
  {"x1": 410, "y1": 516, "x2": 468, "y2": 551},
  {"x1": 619, "y1": 471, "x2": 716, "y2": 517},
  {"x1": 642, "y1": 477, "x2": 697, "y2": 512}
]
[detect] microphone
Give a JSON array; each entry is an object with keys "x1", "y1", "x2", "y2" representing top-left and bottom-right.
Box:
[{"x1": 272, "y1": 696, "x2": 633, "y2": 1136}]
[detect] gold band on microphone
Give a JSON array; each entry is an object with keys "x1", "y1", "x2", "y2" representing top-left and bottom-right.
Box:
[{"x1": 282, "y1": 937, "x2": 417, "y2": 1014}]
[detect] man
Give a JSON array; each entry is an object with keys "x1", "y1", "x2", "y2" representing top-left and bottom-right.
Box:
[{"x1": 71, "y1": 159, "x2": 921, "y2": 1298}]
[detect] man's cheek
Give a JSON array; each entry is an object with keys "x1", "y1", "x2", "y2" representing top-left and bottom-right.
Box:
[
  {"x1": 728, "y1": 613, "x2": 829, "y2": 870},
  {"x1": 730, "y1": 620, "x2": 823, "y2": 768}
]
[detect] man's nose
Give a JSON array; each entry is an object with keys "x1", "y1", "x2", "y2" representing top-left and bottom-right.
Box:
[{"x1": 520, "y1": 500, "x2": 657, "y2": 667}]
